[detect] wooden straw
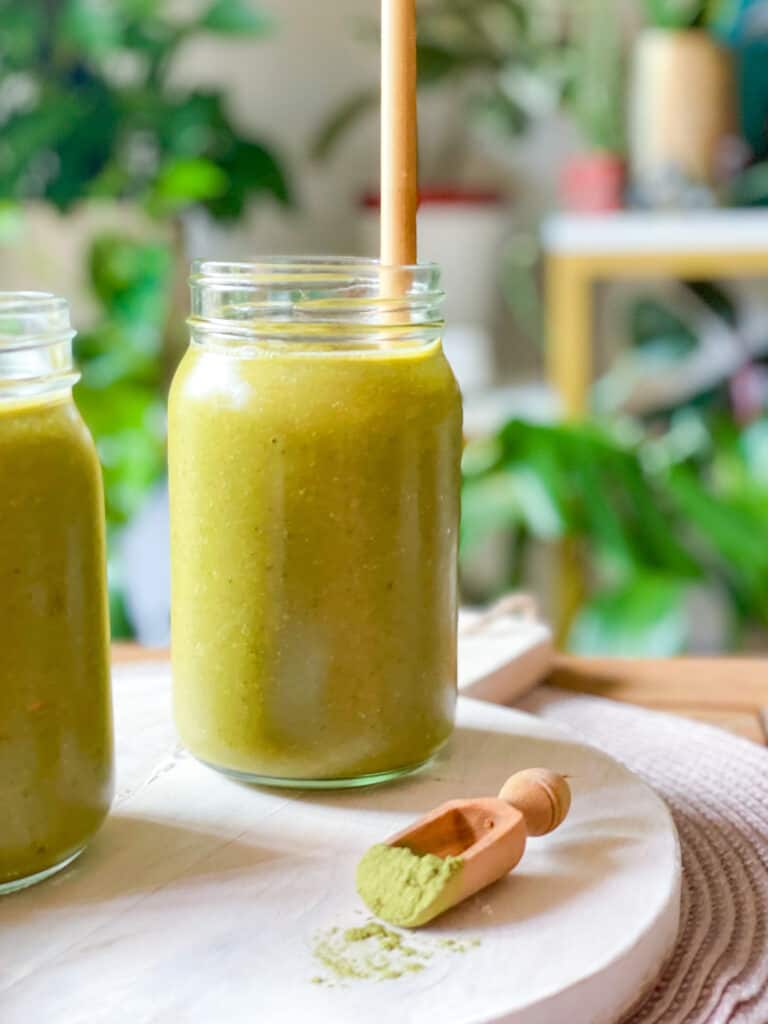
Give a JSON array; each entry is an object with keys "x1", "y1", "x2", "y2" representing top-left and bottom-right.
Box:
[{"x1": 380, "y1": 0, "x2": 418, "y2": 282}]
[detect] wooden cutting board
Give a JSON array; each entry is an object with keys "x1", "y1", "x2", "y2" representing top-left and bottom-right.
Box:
[{"x1": 0, "y1": 663, "x2": 681, "y2": 1024}]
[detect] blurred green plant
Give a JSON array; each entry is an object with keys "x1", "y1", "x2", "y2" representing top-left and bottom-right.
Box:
[
  {"x1": 0, "y1": 0, "x2": 289, "y2": 215},
  {"x1": 0, "y1": 0, "x2": 291, "y2": 636},
  {"x1": 570, "y1": 0, "x2": 625, "y2": 152},
  {"x1": 461, "y1": 410, "x2": 768, "y2": 654},
  {"x1": 312, "y1": 0, "x2": 576, "y2": 160},
  {"x1": 462, "y1": 272, "x2": 768, "y2": 654},
  {"x1": 75, "y1": 234, "x2": 171, "y2": 634},
  {"x1": 313, "y1": 0, "x2": 628, "y2": 164},
  {"x1": 643, "y1": 0, "x2": 729, "y2": 29},
  {"x1": 75, "y1": 235, "x2": 169, "y2": 531},
  {"x1": 644, "y1": 0, "x2": 708, "y2": 28}
]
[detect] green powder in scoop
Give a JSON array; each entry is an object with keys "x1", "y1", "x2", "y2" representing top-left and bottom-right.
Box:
[{"x1": 356, "y1": 843, "x2": 464, "y2": 927}]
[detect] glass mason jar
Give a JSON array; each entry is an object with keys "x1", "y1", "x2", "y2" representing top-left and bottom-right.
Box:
[
  {"x1": 169, "y1": 258, "x2": 462, "y2": 787},
  {"x1": 0, "y1": 293, "x2": 113, "y2": 894}
]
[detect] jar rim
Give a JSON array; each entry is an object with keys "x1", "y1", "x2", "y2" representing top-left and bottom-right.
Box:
[
  {"x1": 0, "y1": 291, "x2": 76, "y2": 394},
  {"x1": 0, "y1": 291, "x2": 74, "y2": 349},
  {"x1": 190, "y1": 256, "x2": 440, "y2": 279},
  {"x1": 188, "y1": 256, "x2": 444, "y2": 343}
]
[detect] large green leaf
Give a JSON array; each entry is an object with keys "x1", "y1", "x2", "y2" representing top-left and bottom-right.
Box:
[
  {"x1": 0, "y1": 3, "x2": 46, "y2": 68},
  {"x1": 569, "y1": 575, "x2": 692, "y2": 655},
  {"x1": 663, "y1": 466, "x2": 768, "y2": 617},
  {"x1": 148, "y1": 156, "x2": 229, "y2": 215},
  {"x1": 76, "y1": 381, "x2": 166, "y2": 526},
  {"x1": 46, "y1": 85, "x2": 120, "y2": 209},
  {"x1": 108, "y1": 568, "x2": 135, "y2": 640},
  {"x1": 643, "y1": 0, "x2": 707, "y2": 28},
  {"x1": 204, "y1": 139, "x2": 291, "y2": 219},
  {"x1": 87, "y1": 233, "x2": 170, "y2": 307},
  {"x1": 0, "y1": 95, "x2": 80, "y2": 196},
  {"x1": 498, "y1": 420, "x2": 640, "y2": 568},
  {"x1": 77, "y1": 233, "x2": 171, "y2": 389},
  {"x1": 119, "y1": 13, "x2": 179, "y2": 72},
  {"x1": 59, "y1": 0, "x2": 124, "y2": 58},
  {"x1": 461, "y1": 474, "x2": 523, "y2": 554},
  {"x1": 200, "y1": 0, "x2": 273, "y2": 35},
  {"x1": 498, "y1": 420, "x2": 574, "y2": 521},
  {"x1": 417, "y1": 42, "x2": 479, "y2": 83},
  {"x1": 153, "y1": 92, "x2": 225, "y2": 158},
  {"x1": 461, "y1": 467, "x2": 563, "y2": 554},
  {"x1": 606, "y1": 448, "x2": 699, "y2": 576},
  {"x1": 0, "y1": 2, "x2": 288, "y2": 217}
]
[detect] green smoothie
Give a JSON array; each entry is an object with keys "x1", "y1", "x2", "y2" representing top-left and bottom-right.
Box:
[
  {"x1": 169, "y1": 333, "x2": 462, "y2": 784},
  {"x1": 0, "y1": 394, "x2": 113, "y2": 889}
]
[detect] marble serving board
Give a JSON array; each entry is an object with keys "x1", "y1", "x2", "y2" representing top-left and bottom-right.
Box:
[{"x1": 0, "y1": 663, "x2": 681, "y2": 1024}]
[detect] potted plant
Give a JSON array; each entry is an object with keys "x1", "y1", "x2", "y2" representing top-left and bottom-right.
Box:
[
  {"x1": 0, "y1": 0, "x2": 291, "y2": 635},
  {"x1": 559, "y1": 0, "x2": 627, "y2": 212},
  {"x1": 629, "y1": 0, "x2": 738, "y2": 206}
]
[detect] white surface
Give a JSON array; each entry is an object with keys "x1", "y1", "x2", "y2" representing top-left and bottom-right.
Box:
[
  {"x1": 542, "y1": 210, "x2": 768, "y2": 255},
  {"x1": 458, "y1": 611, "x2": 553, "y2": 705},
  {"x1": 0, "y1": 664, "x2": 681, "y2": 1024}
]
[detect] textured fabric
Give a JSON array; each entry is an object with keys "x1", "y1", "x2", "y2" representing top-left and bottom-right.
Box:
[{"x1": 518, "y1": 687, "x2": 768, "y2": 1024}]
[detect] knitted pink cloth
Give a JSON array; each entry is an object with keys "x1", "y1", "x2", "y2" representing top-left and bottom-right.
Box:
[{"x1": 519, "y1": 686, "x2": 768, "y2": 1024}]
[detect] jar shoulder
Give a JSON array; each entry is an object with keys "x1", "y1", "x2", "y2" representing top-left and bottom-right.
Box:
[
  {"x1": 170, "y1": 343, "x2": 461, "y2": 413},
  {"x1": 0, "y1": 393, "x2": 102, "y2": 481}
]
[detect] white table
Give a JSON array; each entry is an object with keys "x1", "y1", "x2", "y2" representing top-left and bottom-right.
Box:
[{"x1": 0, "y1": 661, "x2": 681, "y2": 1024}]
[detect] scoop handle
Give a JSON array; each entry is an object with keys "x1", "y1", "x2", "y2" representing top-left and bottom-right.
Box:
[{"x1": 498, "y1": 769, "x2": 571, "y2": 837}]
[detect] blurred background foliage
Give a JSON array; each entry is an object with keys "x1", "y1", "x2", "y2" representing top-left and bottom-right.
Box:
[
  {"x1": 461, "y1": 275, "x2": 768, "y2": 654},
  {"x1": 2, "y1": 0, "x2": 768, "y2": 651},
  {"x1": 642, "y1": 0, "x2": 718, "y2": 29},
  {"x1": 313, "y1": 0, "x2": 578, "y2": 159},
  {"x1": 462, "y1": 408, "x2": 768, "y2": 653},
  {"x1": 0, "y1": 0, "x2": 289, "y2": 215},
  {"x1": 0, "y1": 0, "x2": 290, "y2": 635}
]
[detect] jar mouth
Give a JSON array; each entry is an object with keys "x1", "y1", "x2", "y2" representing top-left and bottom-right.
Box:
[
  {"x1": 0, "y1": 292, "x2": 77, "y2": 396},
  {"x1": 189, "y1": 257, "x2": 444, "y2": 342},
  {"x1": 190, "y1": 255, "x2": 439, "y2": 274},
  {"x1": 0, "y1": 291, "x2": 74, "y2": 350}
]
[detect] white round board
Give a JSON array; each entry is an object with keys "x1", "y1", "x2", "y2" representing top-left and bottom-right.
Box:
[{"x1": 0, "y1": 664, "x2": 680, "y2": 1024}]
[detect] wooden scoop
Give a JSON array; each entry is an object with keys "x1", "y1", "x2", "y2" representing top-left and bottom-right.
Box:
[{"x1": 358, "y1": 769, "x2": 571, "y2": 927}]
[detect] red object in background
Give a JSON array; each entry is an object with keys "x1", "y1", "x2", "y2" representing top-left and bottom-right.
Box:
[
  {"x1": 560, "y1": 152, "x2": 626, "y2": 213},
  {"x1": 361, "y1": 186, "x2": 503, "y2": 210},
  {"x1": 730, "y1": 362, "x2": 767, "y2": 424}
]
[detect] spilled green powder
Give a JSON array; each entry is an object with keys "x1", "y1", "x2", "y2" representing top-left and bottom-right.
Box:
[
  {"x1": 356, "y1": 843, "x2": 464, "y2": 927},
  {"x1": 312, "y1": 921, "x2": 430, "y2": 983},
  {"x1": 438, "y1": 937, "x2": 481, "y2": 953},
  {"x1": 311, "y1": 919, "x2": 480, "y2": 986}
]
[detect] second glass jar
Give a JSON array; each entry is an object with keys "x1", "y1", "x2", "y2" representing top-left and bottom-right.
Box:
[
  {"x1": 0, "y1": 292, "x2": 113, "y2": 893},
  {"x1": 168, "y1": 258, "x2": 462, "y2": 787}
]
